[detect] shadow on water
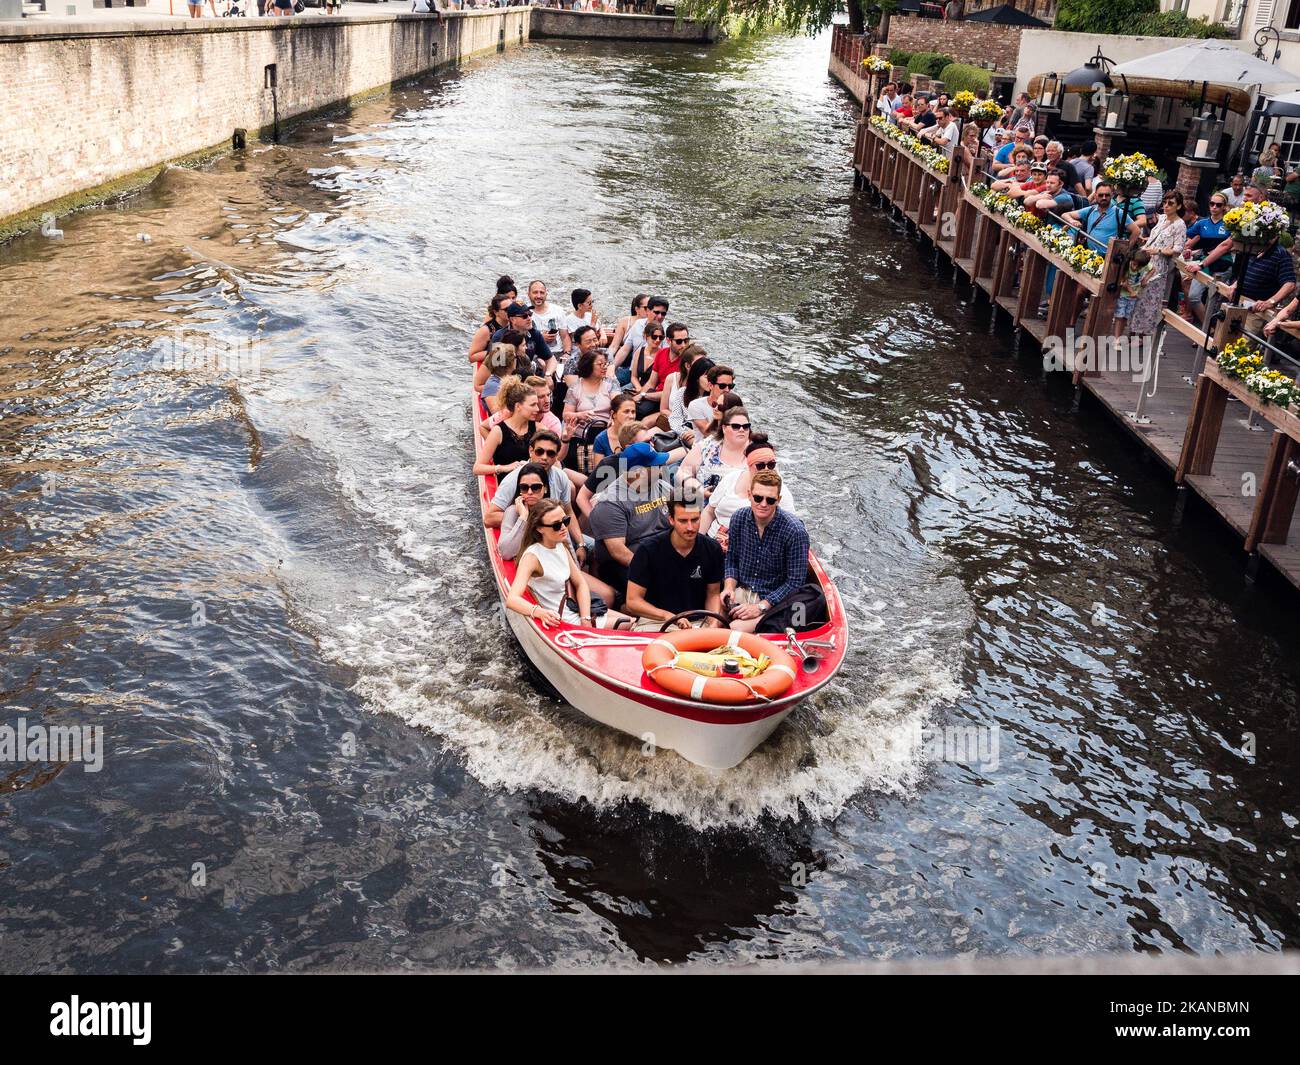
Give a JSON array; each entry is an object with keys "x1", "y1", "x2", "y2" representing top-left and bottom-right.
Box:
[{"x1": 528, "y1": 797, "x2": 819, "y2": 964}]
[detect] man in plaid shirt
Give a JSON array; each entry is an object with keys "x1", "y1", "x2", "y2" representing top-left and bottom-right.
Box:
[{"x1": 722, "y1": 470, "x2": 810, "y2": 633}]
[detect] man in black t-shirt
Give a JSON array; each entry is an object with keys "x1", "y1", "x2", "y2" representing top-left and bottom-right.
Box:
[{"x1": 625, "y1": 495, "x2": 725, "y2": 629}]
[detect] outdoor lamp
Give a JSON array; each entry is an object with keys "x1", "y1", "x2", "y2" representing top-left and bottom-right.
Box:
[
  {"x1": 1100, "y1": 87, "x2": 1131, "y2": 131},
  {"x1": 1186, "y1": 111, "x2": 1224, "y2": 162},
  {"x1": 1063, "y1": 47, "x2": 1113, "y2": 94},
  {"x1": 1037, "y1": 73, "x2": 1062, "y2": 110}
]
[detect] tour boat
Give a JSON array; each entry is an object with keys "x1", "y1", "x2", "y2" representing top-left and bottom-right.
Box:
[{"x1": 473, "y1": 389, "x2": 848, "y2": 769}]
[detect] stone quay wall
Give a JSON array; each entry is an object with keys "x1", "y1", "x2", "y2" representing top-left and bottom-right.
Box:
[
  {"x1": 531, "y1": 9, "x2": 720, "y2": 43},
  {"x1": 0, "y1": 10, "x2": 531, "y2": 235}
]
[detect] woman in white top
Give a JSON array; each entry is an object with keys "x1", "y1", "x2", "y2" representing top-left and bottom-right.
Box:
[
  {"x1": 701, "y1": 437, "x2": 795, "y2": 549},
  {"x1": 505, "y1": 499, "x2": 629, "y2": 629},
  {"x1": 659, "y1": 341, "x2": 705, "y2": 446},
  {"x1": 678, "y1": 400, "x2": 751, "y2": 498}
]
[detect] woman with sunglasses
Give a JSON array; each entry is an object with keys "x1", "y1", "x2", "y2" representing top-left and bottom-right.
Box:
[
  {"x1": 701, "y1": 435, "x2": 795, "y2": 549},
  {"x1": 677, "y1": 401, "x2": 751, "y2": 499},
  {"x1": 506, "y1": 499, "x2": 630, "y2": 629},
  {"x1": 1126, "y1": 189, "x2": 1186, "y2": 338},
  {"x1": 497, "y1": 463, "x2": 551, "y2": 561},
  {"x1": 470, "y1": 294, "x2": 514, "y2": 388}
]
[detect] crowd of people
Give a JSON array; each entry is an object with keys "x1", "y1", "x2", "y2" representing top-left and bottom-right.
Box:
[
  {"x1": 470, "y1": 278, "x2": 818, "y2": 634},
  {"x1": 875, "y1": 85, "x2": 1300, "y2": 345}
]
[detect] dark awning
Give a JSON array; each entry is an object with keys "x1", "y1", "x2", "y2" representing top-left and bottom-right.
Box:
[{"x1": 964, "y1": 4, "x2": 1050, "y2": 27}]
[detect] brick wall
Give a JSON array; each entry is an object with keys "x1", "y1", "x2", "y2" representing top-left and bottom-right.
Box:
[
  {"x1": 887, "y1": 14, "x2": 1023, "y2": 74},
  {"x1": 0, "y1": 10, "x2": 531, "y2": 229}
]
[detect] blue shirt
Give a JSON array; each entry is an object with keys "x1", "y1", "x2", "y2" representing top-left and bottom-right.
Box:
[
  {"x1": 1187, "y1": 217, "x2": 1232, "y2": 268},
  {"x1": 994, "y1": 142, "x2": 1017, "y2": 166},
  {"x1": 1075, "y1": 199, "x2": 1144, "y2": 253},
  {"x1": 724, "y1": 506, "x2": 810, "y2": 607},
  {"x1": 593, "y1": 429, "x2": 613, "y2": 457},
  {"x1": 1242, "y1": 242, "x2": 1296, "y2": 302}
]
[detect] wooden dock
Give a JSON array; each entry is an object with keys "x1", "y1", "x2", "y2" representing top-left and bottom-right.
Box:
[{"x1": 850, "y1": 118, "x2": 1300, "y2": 594}]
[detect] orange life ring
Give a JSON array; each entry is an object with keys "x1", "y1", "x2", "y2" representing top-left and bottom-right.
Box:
[{"x1": 641, "y1": 629, "x2": 797, "y2": 705}]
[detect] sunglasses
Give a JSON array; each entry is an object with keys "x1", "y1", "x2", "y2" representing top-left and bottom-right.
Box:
[
  {"x1": 519, "y1": 482, "x2": 545, "y2": 493},
  {"x1": 716, "y1": 382, "x2": 734, "y2": 390},
  {"x1": 671, "y1": 337, "x2": 690, "y2": 344},
  {"x1": 532, "y1": 447, "x2": 558, "y2": 458},
  {"x1": 649, "y1": 309, "x2": 667, "y2": 316},
  {"x1": 647, "y1": 333, "x2": 663, "y2": 341},
  {"x1": 751, "y1": 461, "x2": 776, "y2": 471},
  {"x1": 726, "y1": 422, "x2": 751, "y2": 431},
  {"x1": 540, "y1": 517, "x2": 570, "y2": 532},
  {"x1": 752, "y1": 495, "x2": 779, "y2": 506},
  {"x1": 1210, "y1": 201, "x2": 1226, "y2": 208}
]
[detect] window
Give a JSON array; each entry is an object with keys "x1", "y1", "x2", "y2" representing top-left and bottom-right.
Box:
[{"x1": 1287, "y1": 0, "x2": 1300, "y2": 30}]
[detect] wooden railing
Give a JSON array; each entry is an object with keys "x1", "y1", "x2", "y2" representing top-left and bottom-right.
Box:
[
  {"x1": 854, "y1": 117, "x2": 1300, "y2": 569},
  {"x1": 830, "y1": 23, "x2": 867, "y2": 71}
]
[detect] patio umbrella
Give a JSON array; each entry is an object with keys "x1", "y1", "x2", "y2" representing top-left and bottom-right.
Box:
[
  {"x1": 1264, "y1": 90, "x2": 1300, "y2": 118},
  {"x1": 1109, "y1": 40, "x2": 1300, "y2": 86}
]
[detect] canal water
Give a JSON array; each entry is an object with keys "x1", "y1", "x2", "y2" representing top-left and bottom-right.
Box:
[{"x1": 2, "y1": 29, "x2": 1297, "y2": 970}]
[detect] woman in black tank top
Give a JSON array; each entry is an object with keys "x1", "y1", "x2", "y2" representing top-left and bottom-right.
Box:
[
  {"x1": 473, "y1": 379, "x2": 539, "y2": 479},
  {"x1": 495, "y1": 419, "x2": 534, "y2": 466}
]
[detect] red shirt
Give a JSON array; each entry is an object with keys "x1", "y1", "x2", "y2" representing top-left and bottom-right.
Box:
[{"x1": 650, "y1": 345, "x2": 678, "y2": 384}]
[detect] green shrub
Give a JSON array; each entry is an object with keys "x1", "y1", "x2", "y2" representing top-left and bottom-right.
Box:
[
  {"x1": 939, "y1": 63, "x2": 992, "y2": 96},
  {"x1": 1128, "y1": 12, "x2": 1233, "y2": 37},
  {"x1": 888, "y1": 49, "x2": 912, "y2": 68},
  {"x1": 1056, "y1": 0, "x2": 1231, "y2": 37},
  {"x1": 906, "y1": 52, "x2": 955, "y2": 80}
]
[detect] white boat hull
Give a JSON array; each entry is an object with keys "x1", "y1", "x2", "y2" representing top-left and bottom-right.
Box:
[{"x1": 507, "y1": 612, "x2": 794, "y2": 770}]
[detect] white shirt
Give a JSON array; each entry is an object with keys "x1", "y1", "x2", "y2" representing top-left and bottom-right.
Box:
[
  {"x1": 564, "y1": 311, "x2": 592, "y2": 337},
  {"x1": 931, "y1": 120, "x2": 959, "y2": 149},
  {"x1": 1219, "y1": 186, "x2": 1245, "y2": 208},
  {"x1": 530, "y1": 303, "x2": 565, "y2": 355},
  {"x1": 686, "y1": 395, "x2": 714, "y2": 427}
]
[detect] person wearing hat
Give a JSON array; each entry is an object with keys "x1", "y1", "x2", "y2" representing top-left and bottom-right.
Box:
[
  {"x1": 493, "y1": 302, "x2": 555, "y2": 379},
  {"x1": 588, "y1": 440, "x2": 675, "y2": 593}
]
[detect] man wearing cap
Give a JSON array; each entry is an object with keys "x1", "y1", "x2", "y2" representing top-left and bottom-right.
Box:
[
  {"x1": 588, "y1": 440, "x2": 674, "y2": 592},
  {"x1": 577, "y1": 422, "x2": 687, "y2": 519},
  {"x1": 493, "y1": 303, "x2": 555, "y2": 378},
  {"x1": 625, "y1": 494, "x2": 725, "y2": 630},
  {"x1": 1003, "y1": 161, "x2": 1049, "y2": 207}
]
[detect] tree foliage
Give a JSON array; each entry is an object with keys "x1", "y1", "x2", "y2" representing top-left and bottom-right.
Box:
[
  {"x1": 1055, "y1": 0, "x2": 1230, "y2": 37},
  {"x1": 676, "y1": 0, "x2": 867, "y2": 35}
]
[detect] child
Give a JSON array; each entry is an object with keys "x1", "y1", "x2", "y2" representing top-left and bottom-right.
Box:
[{"x1": 1115, "y1": 250, "x2": 1152, "y2": 337}]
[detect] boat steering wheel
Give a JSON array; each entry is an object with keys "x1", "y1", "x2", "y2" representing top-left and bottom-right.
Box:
[{"x1": 657, "y1": 610, "x2": 733, "y2": 632}]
